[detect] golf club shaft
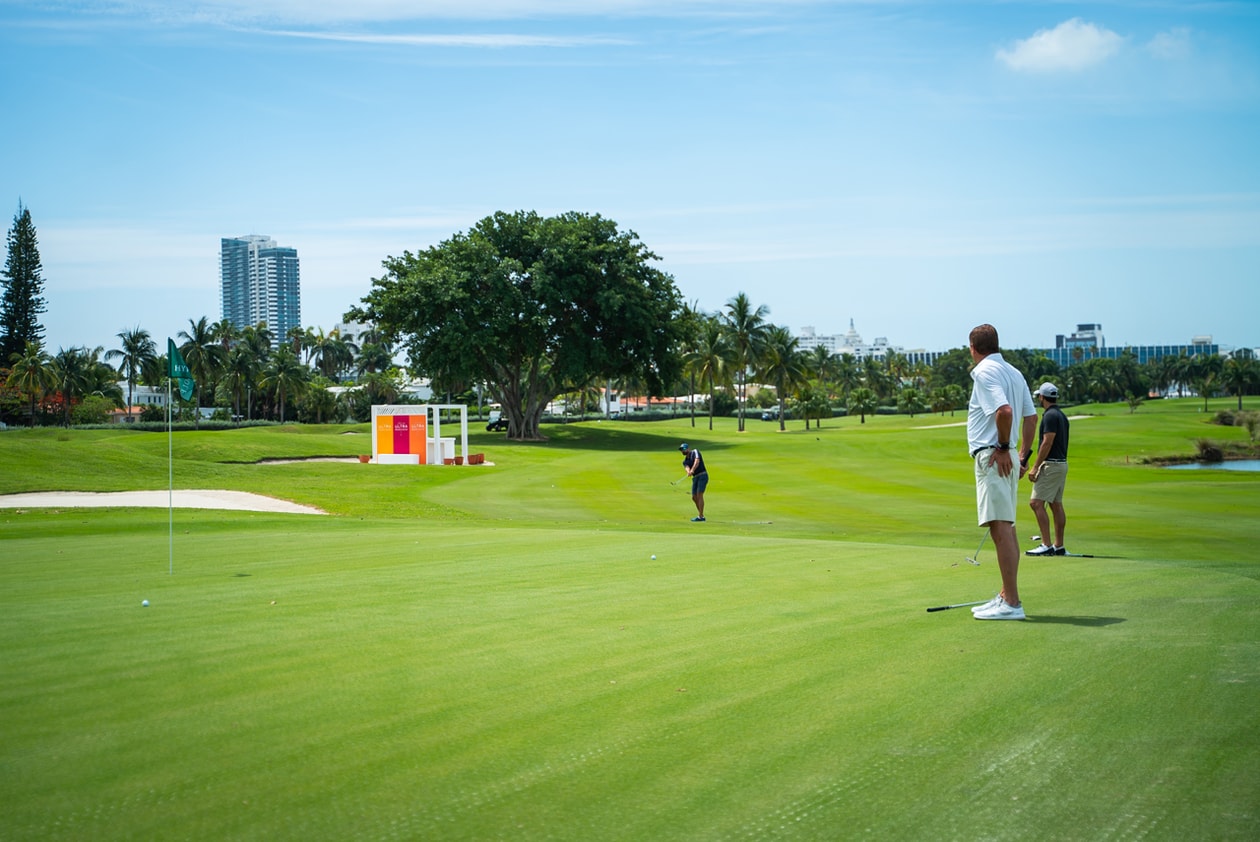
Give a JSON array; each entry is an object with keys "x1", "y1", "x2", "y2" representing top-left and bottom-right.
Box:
[{"x1": 926, "y1": 599, "x2": 989, "y2": 613}]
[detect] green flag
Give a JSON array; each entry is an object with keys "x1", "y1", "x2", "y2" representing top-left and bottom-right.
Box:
[{"x1": 167, "y1": 338, "x2": 195, "y2": 402}]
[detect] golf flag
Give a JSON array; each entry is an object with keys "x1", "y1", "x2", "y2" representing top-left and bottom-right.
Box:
[{"x1": 167, "y1": 338, "x2": 195, "y2": 401}]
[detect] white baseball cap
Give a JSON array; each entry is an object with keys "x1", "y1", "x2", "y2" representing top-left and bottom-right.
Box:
[{"x1": 1034, "y1": 382, "x2": 1059, "y2": 399}]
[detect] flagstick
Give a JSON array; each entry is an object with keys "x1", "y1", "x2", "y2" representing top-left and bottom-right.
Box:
[{"x1": 168, "y1": 374, "x2": 173, "y2": 575}]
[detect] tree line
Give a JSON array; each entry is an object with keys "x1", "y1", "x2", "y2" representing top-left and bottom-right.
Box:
[{"x1": 4, "y1": 205, "x2": 1258, "y2": 430}]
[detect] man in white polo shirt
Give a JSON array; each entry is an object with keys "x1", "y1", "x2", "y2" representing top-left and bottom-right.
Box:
[{"x1": 965, "y1": 324, "x2": 1037, "y2": 621}]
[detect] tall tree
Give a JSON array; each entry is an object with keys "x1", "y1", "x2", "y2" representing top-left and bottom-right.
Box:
[
  {"x1": 261, "y1": 344, "x2": 308, "y2": 422},
  {"x1": 6, "y1": 340, "x2": 53, "y2": 425},
  {"x1": 219, "y1": 343, "x2": 260, "y2": 422},
  {"x1": 106, "y1": 326, "x2": 157, "y2": 420},
  {"x1": 49, "y1": 346, "x2": 98, "y2": 427},
  {"x1": 1223, "y1": 355, "x2": 1259, "y2": 411},
  {"x1": 720, "y1": 292, "x2": 770, "y2": 432},
  {"x1": 352, "y1": 210, "x2": 684, "y2": 440},
  {"x1": 1, "y1": 202, "x2": 47, "y2": 362},
  {"x1": 689, "y1": 316, "x2": 734, "y2": 431},
  {"x1": 178, "y1": 316, "x2": 226, "y2": 427},
  {"x1": 759, "y1": 325, "x2": 808, "y2": 432},
  {"x1": 847, "y1": 386, "x2": 877, "y2": 424}
]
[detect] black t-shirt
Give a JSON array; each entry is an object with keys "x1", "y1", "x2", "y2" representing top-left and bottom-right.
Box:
[
  {"x1": 683, "y1": 449, "x2": 707, "y2": 475},
  {"x1": 1040, "y1": 405, "x2": 1069, "y2": 461}
]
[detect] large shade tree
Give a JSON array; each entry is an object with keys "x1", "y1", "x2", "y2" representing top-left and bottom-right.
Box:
[{"x1": 352, "y1": 210, "x2": 685, "y2": 440}]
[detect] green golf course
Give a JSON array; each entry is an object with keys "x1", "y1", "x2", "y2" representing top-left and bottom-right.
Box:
[{"x1": 2, "y1": 398, "x2": 1257, "y2": 841}]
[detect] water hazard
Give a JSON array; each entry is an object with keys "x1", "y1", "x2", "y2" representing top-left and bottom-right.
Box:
[{"x1": 1164, "y1": 459, "x2": 1260, "y2": 472}]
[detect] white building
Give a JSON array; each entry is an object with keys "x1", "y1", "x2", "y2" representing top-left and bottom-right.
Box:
[{"x1": 797, "y1": 320, "x2": 901, "y2": 362}]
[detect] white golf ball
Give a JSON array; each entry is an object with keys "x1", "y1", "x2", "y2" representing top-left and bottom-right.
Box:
[
  {"x1": 142, "y1": 599, "x2": 149, "y2": 607},
  {"x1": 651, "y1": 554, "x2": 657, "y2": 560}
]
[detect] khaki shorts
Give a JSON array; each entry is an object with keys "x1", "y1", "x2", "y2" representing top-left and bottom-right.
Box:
[
  {"x1": 1031, "y1": 461, "x2": 1068, "y2": 504},
  {"x1": 975, "y1": 451, "x2": 1018, "y2": 525}
]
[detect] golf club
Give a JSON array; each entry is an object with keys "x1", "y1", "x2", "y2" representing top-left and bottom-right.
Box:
[
  {"x1": 965, "y1": 532, "x2": 985, "y2": 566},
  {"x1": 670, "y1": 476, "x2": 689, "y2": 492},
  {"x1": 926, "y1": 599, "x2": 990, "y2": 613}
]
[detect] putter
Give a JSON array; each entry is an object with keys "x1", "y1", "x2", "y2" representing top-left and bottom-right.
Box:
[
  {"x1": 926, "y1": 599, "x2": 990, "y2": 613},
  {"x1": 965, "y1": 532, "x2": 986, "y2": 566}
]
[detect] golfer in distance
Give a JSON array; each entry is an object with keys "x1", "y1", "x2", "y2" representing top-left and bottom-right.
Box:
[
  {"x1": 965, "y1": 324, "x2": 1037, "y2": 621},
  {"x1": 679, "y1": 443, "x2": 708, "y2": 522}
]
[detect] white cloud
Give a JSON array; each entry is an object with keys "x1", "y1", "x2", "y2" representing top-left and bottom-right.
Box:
[
  {"x1": 1147, "y1": 27, "x2": 1192, "y2": 61},
  {"x1": 997, "y1": 18, "x2": 1124, "y2": 73}
]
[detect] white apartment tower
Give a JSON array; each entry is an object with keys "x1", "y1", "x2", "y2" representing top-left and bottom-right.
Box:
[{"x1": 220, "y1": 235, "x2": 301, "y2": 345}]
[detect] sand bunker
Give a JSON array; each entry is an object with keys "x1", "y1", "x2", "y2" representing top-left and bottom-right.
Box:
[{"x1": 0, "y1": 490, "x2": 326, "y2": 515}]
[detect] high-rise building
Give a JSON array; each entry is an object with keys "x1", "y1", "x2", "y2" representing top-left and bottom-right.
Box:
[{"x1": 220, "y1": 235, "x2": 301, "y2": 345}]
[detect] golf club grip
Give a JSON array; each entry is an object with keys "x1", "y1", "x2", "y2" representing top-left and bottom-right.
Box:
[{"x1": 925, "y1": 605, "x2": 952, "y2": 612}]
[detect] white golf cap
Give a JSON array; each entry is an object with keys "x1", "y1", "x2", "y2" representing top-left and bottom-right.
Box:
[{"x1": 1034, "y1": 382, "x2": 1059, "y2": 399}]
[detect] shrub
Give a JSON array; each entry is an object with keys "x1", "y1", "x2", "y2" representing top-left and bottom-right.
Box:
[
  {"x1": 1195, "y1": 439, "x2": 1224, "y2": 462},
  {"x1": 1212, "y1": 410, "x2": 1236, "y2": 427}
]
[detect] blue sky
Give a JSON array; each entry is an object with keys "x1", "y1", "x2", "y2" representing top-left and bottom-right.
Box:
[{"x1": 2, "y1": 0, "x2": 1258, "y2": 359}]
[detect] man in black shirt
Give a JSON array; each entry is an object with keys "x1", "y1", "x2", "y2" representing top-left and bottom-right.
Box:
[
  {"x1": 679, "y1": 443, "x2": 708, "y2": 522},
  {"x1": 1026, "y1": 383, "x2": 1070, "y2": 556}
]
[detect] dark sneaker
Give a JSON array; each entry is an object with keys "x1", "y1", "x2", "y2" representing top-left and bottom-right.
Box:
[
  {"x1": 691, "y1": 516, "x2": 706, "y2": 522},
  {"x1": 1054, "y1": 546, "x2": 1067, "y2": 555},
  {"x1": 1025, "y1": 544, "x2": 1055, "y2": 557}
]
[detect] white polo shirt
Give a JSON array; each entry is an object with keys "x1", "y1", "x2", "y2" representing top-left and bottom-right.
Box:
[{"x1": 967, "y1": 352, "x2": 1036, "y2": 455}]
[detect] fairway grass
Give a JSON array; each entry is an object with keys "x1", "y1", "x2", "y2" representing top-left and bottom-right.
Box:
[{"x1": 1, "y1": 399, "x2": 1257, "y2": 840}]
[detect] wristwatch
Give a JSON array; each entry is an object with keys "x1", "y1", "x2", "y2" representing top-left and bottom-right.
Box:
[{"x1": 996, "y1": 442, "x2": 1010, "y2": 451}]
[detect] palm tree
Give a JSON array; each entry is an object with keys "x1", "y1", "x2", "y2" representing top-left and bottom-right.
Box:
[
  {"x1": 1189, "y1": 353, "x2": 1224, "y2": 411},
  {"x1": 884, "y1": 350, "x2": 910, "y2": 389},
  {"x1": 847, "y1": 386, "x2": 877, "y2": 424},
  {"x1": 356, "y1": 341, "x2": 393, "y2": 377},
  {"x1": 862, "y1": 355, "x2": 892, "y2": 404},
  {"x1": 834, "y1": 353, "x2": 860, "y2": 402},
  {"x1": 219, "y1": 343, "x2": 260, "y2": 423},
  {"x1": 6, "y1": 340, "x2": 54, "y2": 425},
  {"x1": 1223, "y1": 355, "x2": 1259, "y2": 411},
  {"x1": 49, "y1": 346, "x2": 96, "y2": 426},
  {"x1": 720, "y1": 293, "x2": 770, "y2": 432},
  {"x1": 210, "y1": 319, "x2": 240, "y2": 353},
  {"x1": 307, "y1": 327, "x2": 356, "y2": 381},
  {"x1": 261, "y1": 344, "x2": 309, "y2": 422},
  {"x1": 807, "y1": 345, "x2": 837, "y2": 398},
  {"x1": 690, "y1": 317, "x2": 734, "y2": 431},
  {"x1": 178, "y1": 316, "x2": 226, "y2": 426},
  {"x1": 897, "y1": 386, "x2": 928, "y2": 418},
  {"x1": 759, "y1": 325, "x2": 808, "y2": 431},
  {"x1": 105, "y1": 326, "x2": 157, "y2": 420},
  {"x1": 287, "y1": 325, "x2": 311, "y2": 357}
]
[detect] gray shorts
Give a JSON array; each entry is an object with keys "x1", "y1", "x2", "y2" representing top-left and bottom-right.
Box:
[{"x1": 691, "y1": 472, "x2": 709, "y2": 495}]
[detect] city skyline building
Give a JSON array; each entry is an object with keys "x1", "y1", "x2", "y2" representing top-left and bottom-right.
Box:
[
  {"x1": 795, "y1": 320, "x2": 1226, "y2": 369},
  {"x1": 220, "y1": 235, "x2": 301, "y2": 345}
]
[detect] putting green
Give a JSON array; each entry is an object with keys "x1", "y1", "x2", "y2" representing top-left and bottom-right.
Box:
[{"x1": 1, "y1": 400, "x2": 1256, "y2": 840}]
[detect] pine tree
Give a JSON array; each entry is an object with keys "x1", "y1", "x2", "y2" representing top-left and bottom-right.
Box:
[{"x1": 1, "y1": 201, "x2": 48, "y2": 362}]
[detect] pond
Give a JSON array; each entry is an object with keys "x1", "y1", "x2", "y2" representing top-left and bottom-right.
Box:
[{"x1": 1163, "y1": 459, "x2": 1260, "y2": 472}]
